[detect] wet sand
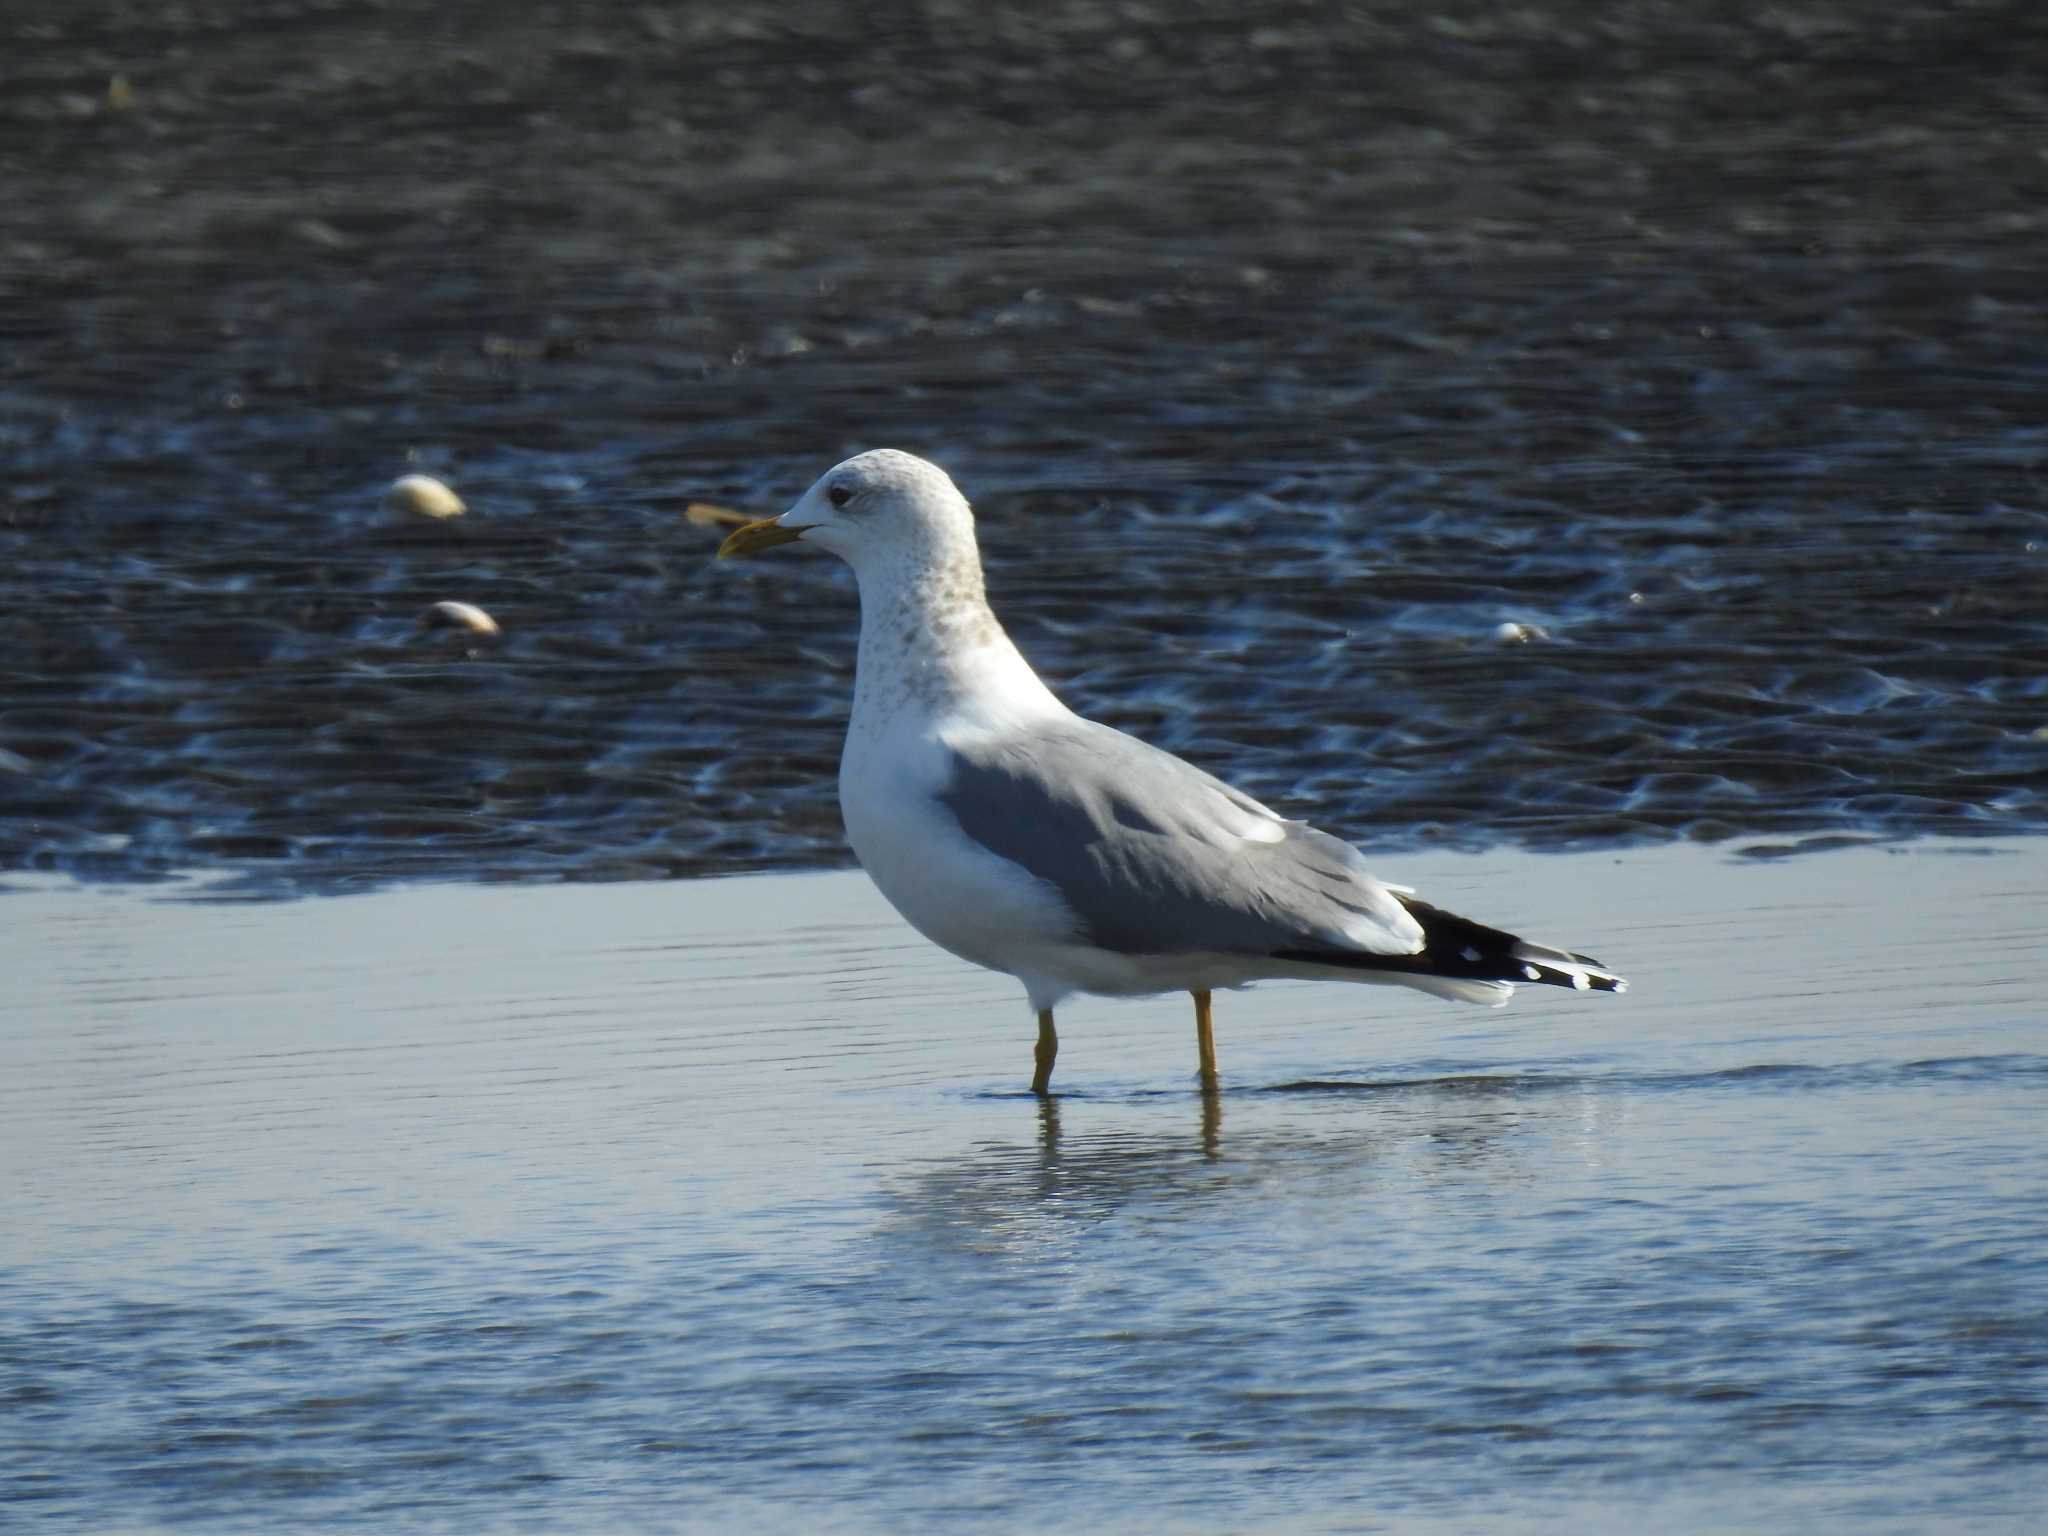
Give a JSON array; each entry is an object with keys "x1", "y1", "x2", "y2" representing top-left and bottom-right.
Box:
[{"x1": 4, "y1": 841, "x2": 2043, "y2": 1530}]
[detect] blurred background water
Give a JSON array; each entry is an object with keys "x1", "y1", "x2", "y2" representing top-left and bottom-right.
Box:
[{"x1": 5, "y1": 0, "x2": 2046, "y2": 890}]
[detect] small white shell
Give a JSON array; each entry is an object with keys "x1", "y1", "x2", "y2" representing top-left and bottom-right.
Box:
[
  {"x1": 420, "y1": 600, "x2": 500, "y2": 637},
  {"x1": 684, "y1": 501, "x2": 754, "y2": 529},
  {"x1": 385, "y1": 473, "x2": 466, "y2": 520}
]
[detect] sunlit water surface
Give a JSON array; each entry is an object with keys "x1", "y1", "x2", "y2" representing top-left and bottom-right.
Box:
[{"x1": 4, "y1": 841, "x2": 2043, "y2": 1531}]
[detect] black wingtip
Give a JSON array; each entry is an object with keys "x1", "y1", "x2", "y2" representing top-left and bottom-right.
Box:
[{"x1": 1273, "y1": 895, "x2": 1626, "y2": 994}]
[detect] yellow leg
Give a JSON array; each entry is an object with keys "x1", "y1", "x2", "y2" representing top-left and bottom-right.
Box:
[
  {"x1": 1193, "y1": 988, "x2": 1219, "y2": 1094},
  {"x1": 1031, "y1": 1008, "x2": 1058, "y2": 1095}
]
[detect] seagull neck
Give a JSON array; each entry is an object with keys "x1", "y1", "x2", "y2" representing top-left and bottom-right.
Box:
[{"x1": 851, "y1": 555, "x2": 1061, "y2": 723}]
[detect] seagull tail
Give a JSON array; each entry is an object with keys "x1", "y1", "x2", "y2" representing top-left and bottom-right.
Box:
[{"x1": 1271, "y1": 895, "x2": 1627, "y2": 1004}]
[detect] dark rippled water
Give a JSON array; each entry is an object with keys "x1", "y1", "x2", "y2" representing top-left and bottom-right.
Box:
[{"x1": 5, "y1": 1, "x2": 2048, "y2": 890}]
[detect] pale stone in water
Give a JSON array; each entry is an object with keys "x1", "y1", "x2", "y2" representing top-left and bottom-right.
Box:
[
  {"x1": 420, "y1": 600, "x2": 499, "y2": 637},
  {"x1": 685, "y1": 501, "x2": 754, "y2": 529},
  {"x1": 386, "y1": 474, "x2": 466, "y2": 520}
]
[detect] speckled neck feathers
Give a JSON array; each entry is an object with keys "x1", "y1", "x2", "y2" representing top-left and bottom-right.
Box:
[
  {"x1": 848, "y1": 520, "x2": 1052, "y2": 723},
  {"x1": 772, "y1": 448, "x2": 1065, "y2": 728}
]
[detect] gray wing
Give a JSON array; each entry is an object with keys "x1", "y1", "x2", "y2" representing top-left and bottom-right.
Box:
[{"x1": 936, "y1": 716, "x2": 1421, "y2": 959}]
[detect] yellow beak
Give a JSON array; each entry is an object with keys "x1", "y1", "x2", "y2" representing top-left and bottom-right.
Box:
[{"x1": 717, "y1": 517, "x2": 808, "y2": 559}]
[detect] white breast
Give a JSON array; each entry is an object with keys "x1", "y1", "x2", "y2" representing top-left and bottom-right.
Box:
[{"x1": 839, "y1": 706, "x2": 1080, "y2": 979}]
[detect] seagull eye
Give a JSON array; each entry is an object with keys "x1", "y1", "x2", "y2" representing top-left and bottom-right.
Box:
[{"x1": 828, "y1": 485, "x2": 852, "y2": 508}]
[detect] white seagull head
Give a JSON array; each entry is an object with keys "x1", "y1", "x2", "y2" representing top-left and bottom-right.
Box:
[{"x1": 718, "y1": 449, "x2": 980, "y2": 580}]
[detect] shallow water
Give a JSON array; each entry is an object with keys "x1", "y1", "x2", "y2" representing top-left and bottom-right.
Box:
[
  {"x1": 6, "y1": 2, "x2": 2048, "y2": 890},
  {"x1": 4, "y1": 841, "x2": 2044, "y2": 1531}
]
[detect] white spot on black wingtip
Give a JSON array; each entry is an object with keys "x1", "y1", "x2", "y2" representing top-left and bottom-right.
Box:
[
  {"x1": 1521, "y1": 964, "x2": 1542, "y2": 981},
  {"x1": 1572, "y1": 971, "x2": 1590, "y2": 990}
]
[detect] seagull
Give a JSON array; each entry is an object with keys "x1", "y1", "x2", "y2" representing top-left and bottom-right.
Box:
[{"x1": 720, "y1": 450, "x2": 1624, "y2": 1095}]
